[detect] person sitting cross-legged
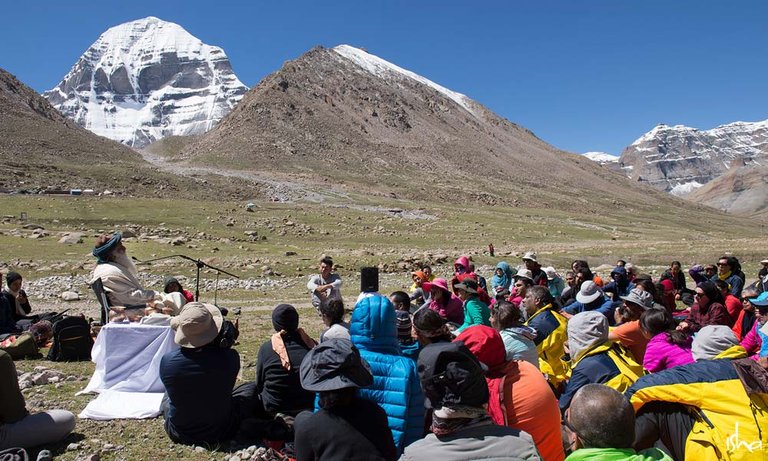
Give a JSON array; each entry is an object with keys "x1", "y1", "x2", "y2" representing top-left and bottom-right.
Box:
[
  {"x1": 457, "y1": 325, "x2": 564, "y2": 461},
  {"x1": 563, "y1": 384, "x2": 672, "y2": 460},
  {"x1": 628, "y1": 325, "x2": 768, "y2": 461},
  {"x1": 0, "y1": 349, "x2": 76, "y2": 449},
  {"x1": 401, "y1": 341, "x2": 541, "y2": 460},
  {"x1": 294, "y1": 339, "x2": 397, "y2": 461},
  {"x1": 159, "y1": 302, "x2": 240, "y2": 445},
  {"x1": 348, "y1": 295, "x2": 424, "y2": 455},
  {"x1": 254, "y1": 304, "x2": 317, "y2": 418},
  {"x1": 90, "y1": 232, "x2": 186, "y2": 319},
  {"x1": 559, "y1": 311, "x2": 644, "y2": 412}
]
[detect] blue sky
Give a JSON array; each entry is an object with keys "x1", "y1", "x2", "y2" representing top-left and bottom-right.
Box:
[{"x1": 1, "y1": 1, "x2": 766, "y2": 155}]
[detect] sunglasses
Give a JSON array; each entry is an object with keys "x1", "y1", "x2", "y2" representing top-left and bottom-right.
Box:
[{"x1": 717, "y1": 263, "x2": 729, "y2": 267}]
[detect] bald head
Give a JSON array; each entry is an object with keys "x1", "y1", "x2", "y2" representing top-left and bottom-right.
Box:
[{"x1": 568, "y1": 384, "x2": 635, "y2": 449}]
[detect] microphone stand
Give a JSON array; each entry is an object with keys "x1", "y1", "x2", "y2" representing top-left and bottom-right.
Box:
[{"x1": 132, "y1": 255, "x2": 240, "y2": 302}]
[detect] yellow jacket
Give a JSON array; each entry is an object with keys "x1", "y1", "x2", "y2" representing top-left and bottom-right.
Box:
[
  {"x1": 627, "y1": 346, "x2": 768, "y2": 460},
  {"x1": 526, "y1": 304, "x2": 569, "y2": 388}
]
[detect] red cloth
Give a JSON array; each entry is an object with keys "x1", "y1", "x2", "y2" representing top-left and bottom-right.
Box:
[
  {"x1": 723, "y1": 294, "x2": 744, "y2": 326},
  {"x1": 182, "y1": 290, "x2": 195, "y2": 303}
]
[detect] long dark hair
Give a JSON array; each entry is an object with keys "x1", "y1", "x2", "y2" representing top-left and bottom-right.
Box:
[
  {"x1": 640, "y1": 308, "x2": 689, "y2": 346},
  {"x1": 698, "y1": 281, "x2": 724, "y2": 307}
]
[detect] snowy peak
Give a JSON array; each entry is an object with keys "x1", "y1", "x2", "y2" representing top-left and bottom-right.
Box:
[
  {"x1": 43, "y1": 17, "x2": 248, "y2": 147},
  {"x1": 332, "y1": 45, "x2": 478, "y2": 117},
  {"x1": 582, "y1": 151, "x2": 618, "y2": 163}
]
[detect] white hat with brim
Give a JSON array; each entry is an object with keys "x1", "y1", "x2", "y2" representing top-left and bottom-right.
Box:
[
  {"x1": 170, "y1": 302, "x2": 223, "y2": 348},
  {"x1": 514, "y1": 268, "x2": 534, "y2": 283},
  {"x1": 576, "y1": 281, "x2": 603, "y2": 304}
]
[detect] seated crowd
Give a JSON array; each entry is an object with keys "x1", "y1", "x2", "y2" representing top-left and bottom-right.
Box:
[{"x1": 3, "y1": 241, "x2": 768, "y2": 461}]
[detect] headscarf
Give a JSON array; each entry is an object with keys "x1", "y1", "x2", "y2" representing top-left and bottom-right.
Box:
[
  {"x1": 411, "y1": 270, "x2": 428, "y2": 284},
  {"x1": 491, "y1": 262, "x2": 514, "y2": 291},
  {"x1": 92, "y1": 232, "x2": 122, "y2": 264},
  {"x1": 270, "y1": 304, "x2": 316, "y2": 370},
  {"x1": 5, "y1": 272, "x2": 21, "y2": 290}
]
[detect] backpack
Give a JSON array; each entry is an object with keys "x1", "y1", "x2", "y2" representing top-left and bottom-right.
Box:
[
  {"x1": 47, "y1": 316, "x2": 93, "y2": 362},
  {"x1": 0, "y1": 332, "x2": 39, "y2": 360}
]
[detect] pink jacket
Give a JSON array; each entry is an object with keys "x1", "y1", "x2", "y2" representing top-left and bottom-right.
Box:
[
  {"x1": 642, "y1": 332, "x2": 694, "y2": 373},
  {"x1": 428, "y1": 294, "x2": 464, "y2": 325},
  {"x1": 740, "y1": 321, "x2": 763, "y2": 360}
]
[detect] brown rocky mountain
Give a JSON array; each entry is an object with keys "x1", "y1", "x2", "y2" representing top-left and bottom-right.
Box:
[
  {"x1": 178, "y1": 46, "x2": 708, "y2": 213},
  {"x1": 687, "y1": 162, "x2": 768, "y2": 218},
  {"x1": 0, "y1": 67, "x2": 252, "y2": 199}
]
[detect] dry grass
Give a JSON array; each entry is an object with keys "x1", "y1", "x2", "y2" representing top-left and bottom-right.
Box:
[{"x1": 3, "y1": 193, "x2": 766, "y2": 460}]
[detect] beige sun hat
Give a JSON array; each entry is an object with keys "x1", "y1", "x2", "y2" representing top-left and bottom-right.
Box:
[{"x1": 169, "y1": 302, "x2": 223, "y2": 348}]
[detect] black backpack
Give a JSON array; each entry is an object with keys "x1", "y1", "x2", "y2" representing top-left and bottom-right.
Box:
[{"x1": 47, "y1": 316, "x2": 93, "y2": 361}]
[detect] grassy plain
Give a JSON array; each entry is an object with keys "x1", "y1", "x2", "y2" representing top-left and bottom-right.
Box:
[{"x1": 1, "y1": 193, "x2": 765, "y2": 460}]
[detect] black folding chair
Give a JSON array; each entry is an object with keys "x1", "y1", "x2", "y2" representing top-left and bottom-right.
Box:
[{"x1": 90, "y1": 278, "x2": 111, "y2": 325}]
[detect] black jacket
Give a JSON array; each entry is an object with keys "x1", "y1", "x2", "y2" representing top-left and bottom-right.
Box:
[{"x1": 294, "y1": 396, "x2": 397, "y2": 461}]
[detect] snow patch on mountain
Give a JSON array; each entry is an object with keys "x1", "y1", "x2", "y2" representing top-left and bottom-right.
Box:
[
  {"x1": 583, "y1": 151, "x2": 618, "y2": 163},
  {"x1": 669, "y1": 181, "x2": 704, "y2": 196},
  {"x1": 43, "y1": 16, "x2": 248, "y2": 147},
  {"x1": 333, "y1": 45, "x2": 477, "y2": 118}
]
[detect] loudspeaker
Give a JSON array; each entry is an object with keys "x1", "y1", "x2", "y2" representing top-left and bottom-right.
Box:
[{"x1": 360, "y1": 266, "x2": 379, "y2": 293}]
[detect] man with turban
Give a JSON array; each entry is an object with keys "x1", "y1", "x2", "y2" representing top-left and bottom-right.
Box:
[{"x1": 90, "y1": 232, "x2": 186, "y2": 317}]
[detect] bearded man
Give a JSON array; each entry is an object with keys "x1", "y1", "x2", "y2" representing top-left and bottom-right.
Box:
[{"x1": 90, "y1": 232, "x2": 185, "y2": 316}]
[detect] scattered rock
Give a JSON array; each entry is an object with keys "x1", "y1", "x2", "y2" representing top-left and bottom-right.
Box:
[
  {"x1": 61, "y1": 291, "x2": 80, "y2": 301},
  {"x1": 171, "y1": 237, "x2": 187, "y2": 246},
  {"x1": 284, "y1": 251, "x2": 297, "y2": 256},
  {"x1": 66, "y1": 443, "x2": 81, "y2": 451},
  {"x1": 58, "y1": 232, "x2": 84, "y2": 244}
]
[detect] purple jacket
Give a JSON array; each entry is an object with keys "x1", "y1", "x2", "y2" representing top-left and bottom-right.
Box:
[{"x1": 642, "y1": 332, "x2": 694, "y2": 373}]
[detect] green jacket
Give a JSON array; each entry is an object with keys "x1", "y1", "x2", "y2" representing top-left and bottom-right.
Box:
[
  {"x1": 566, "y1": 447, "x2": 672, "y2": 461},
  {"x1": 455, "y1": 296, "x2": 490, "y2": 334}
]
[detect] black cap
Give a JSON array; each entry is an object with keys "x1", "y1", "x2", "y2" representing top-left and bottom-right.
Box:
[
  {"x1": 417, "y1": 341, "x2": 489, "y2": 409},
  {"x1": 299, "y1": 338, "x2": 373, "y2": 392},
  {"x1": 272, "y1": 304, "x2": 299, "y2": 332}
]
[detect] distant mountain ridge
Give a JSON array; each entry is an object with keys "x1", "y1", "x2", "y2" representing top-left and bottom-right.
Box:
[
  {"x1": 43, "y1": 16, "x2": 247, "y2": 147},
  {"x1": 618, "y1": 120, "x2": 768, "y2": 195},
  {"x1": 174, "y1": 45, "x2": 707, "y2": 214}
]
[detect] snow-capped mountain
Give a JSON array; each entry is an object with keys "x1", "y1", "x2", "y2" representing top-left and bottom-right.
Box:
[
  {"x1": 618, "y1": 120, "x2": 768, "y2": 194},
  {"x1": 332, "y1": 45, "x2": 479, "y2": 118},
  {"x1": 43, "y1": 17, "x2": 248, "y2": 147},
  {"x1": 582, "y1": 151, "x2": 618, "y2": 164}
]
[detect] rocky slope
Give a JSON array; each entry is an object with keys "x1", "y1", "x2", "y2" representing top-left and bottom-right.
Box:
[
  {"x1": 686, "y1": 162, "x2": 768, "y2": 218},
  {"x1": 178, "y1": 45, "x2": 697, "y2": 212},
  {"x1": 43, "y1": 16, "x2": 247, "y2": 148},
  {"x1": 618, "y1": 120, "x2": 768, "y2": 195},
  {"x1": 0, "y1": 67, "x2": 254, "y2": 199}
]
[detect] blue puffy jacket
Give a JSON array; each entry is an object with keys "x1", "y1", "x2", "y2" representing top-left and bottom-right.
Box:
[{"x1": 350, "y1": 295, "x2": 425, "y2": 454}]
